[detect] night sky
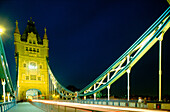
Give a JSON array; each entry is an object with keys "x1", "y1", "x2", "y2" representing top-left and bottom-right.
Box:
[{"x1": 0, "y1": 0, "x2": 170, "y2": 98}]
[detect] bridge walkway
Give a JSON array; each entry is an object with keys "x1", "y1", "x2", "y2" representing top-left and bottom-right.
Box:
[{"x1": 7, "y1": 102, "x2": 44, "y2": 112}]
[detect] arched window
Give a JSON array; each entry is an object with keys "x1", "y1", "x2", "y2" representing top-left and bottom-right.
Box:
[
  {"x1": 23, "y1": 63, "x2": 26, "y2": 67},
  {"x1": 40, "y1": 65, "x2": 42, "y2": 69},
  {"x1": 25, "y1": 76, "x2": 29, "y2": 80},
  {"x1": 26, "y1": 47, "x2": 28, "y2": 51},
  {"x1": 29, "y1": 62, "x2": 37, "y2": 69},
  {"x1": 29, "y1": 48, "x2": 32, "y2": 51},
  {"x1": 33, "y1": 48, "x2": 36, "y2": 52},
  {"x1": 33, "y1": 40, "x2": 36, "y2": 44},
  {"x1": 29, "y1": 39, "x2": 32, "y2": 44}
]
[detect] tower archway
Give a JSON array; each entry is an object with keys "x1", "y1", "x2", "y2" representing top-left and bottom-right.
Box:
[{"x1": 26, "y1": 89, "x2": 42, "y2": 100}]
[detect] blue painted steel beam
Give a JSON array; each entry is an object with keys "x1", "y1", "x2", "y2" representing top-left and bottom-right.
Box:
[{"x1": 0, "y1": 35, "x2": 14, "y2": 96}]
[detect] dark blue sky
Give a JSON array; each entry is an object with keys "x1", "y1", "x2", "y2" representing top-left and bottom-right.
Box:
[{"x1": 0, "y1": 0, "x2": 170, "y2": 97}]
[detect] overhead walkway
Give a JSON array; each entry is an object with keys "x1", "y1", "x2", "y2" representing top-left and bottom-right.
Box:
[{"x1": 7, "y1": 102, "x2": 44, "y2": 112}]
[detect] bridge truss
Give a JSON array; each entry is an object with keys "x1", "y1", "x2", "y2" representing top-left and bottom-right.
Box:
[
  {"x1": 47, "y1": 6, "x2": 170, "y2": 101},
  {"x1": 0, "y1": 34, "x2": 15, "y2": 102}
]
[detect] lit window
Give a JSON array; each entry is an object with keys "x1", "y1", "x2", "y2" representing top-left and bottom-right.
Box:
[
  {"x1": 26, "y1": 76, "x2": 29, "y2": 80},
  {"x1": 38, "y1": 77, "x2": 41, "y2": 81},
  {"x1": 30, "y1": 75, "x2": 36, "y2": 80},
  {"x1": 29, "y1": 62, "x2": 37, "y2": 69}
]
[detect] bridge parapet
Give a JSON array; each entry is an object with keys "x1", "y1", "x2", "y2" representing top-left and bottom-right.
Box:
[{"x1": 0, "y1": 101, "x2": 16, "y2": 112}]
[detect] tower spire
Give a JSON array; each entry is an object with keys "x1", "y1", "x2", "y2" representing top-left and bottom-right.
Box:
[
  {"x1": 43, "y1": 27, "x2": 48, "y2": 39},
  {"x1": 14, "y1": 20, "x2": 20, "y2": 34}
]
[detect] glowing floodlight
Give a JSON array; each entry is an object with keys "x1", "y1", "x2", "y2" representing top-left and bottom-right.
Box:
[
  {"x1": 29, "y1": 65, "x2": 37, "y2": 69},
  {"x1": 0, "y1": 26, "x2": 5, "y2": 34},
  {"x1": 0, "y1": 29, "x2": 3, "y2": 34},
  {"x1": 29, "y1": 62, "x2": 37, "y2": 69}
]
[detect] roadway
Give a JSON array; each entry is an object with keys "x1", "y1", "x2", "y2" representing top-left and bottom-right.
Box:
[
  {"x1": 6, "y1": 100, "x2": 169, "y2": 112},
  {"x1": 32, "y1": 100, "x2": 169, "y2": 112},
  {"x1": 7, "y1": 102, "x2": 44, "y2": 112}
]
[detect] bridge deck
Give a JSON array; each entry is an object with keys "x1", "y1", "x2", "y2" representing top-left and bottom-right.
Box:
[
  {"x1": 32, "y1": 100, "x2": 169, "y2": 112},
  {"x1": 7, "y1": 102, "x2": 44, "y2": 112}
]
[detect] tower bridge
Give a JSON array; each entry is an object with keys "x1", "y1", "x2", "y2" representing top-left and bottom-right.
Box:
[
  {"x1": 0, "y1": 5, "x2": 170, "y2": 112},
  {"x1": 14, "y1": 18, "x2": 49, "y2": 101}
]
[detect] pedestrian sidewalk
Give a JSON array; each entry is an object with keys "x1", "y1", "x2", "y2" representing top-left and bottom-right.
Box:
[{"x1": 8, "y1": 102, "x2": 44, "y2": 112}]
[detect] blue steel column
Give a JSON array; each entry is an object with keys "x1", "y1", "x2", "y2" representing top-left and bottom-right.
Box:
[
  {"x1": 84, "y1": 91, "x2": 86, "y2": 100},
  {"x1": 94, "y1": 84, "x2": 96, "y2": 100},
  {"x1": 158, "y1": 33, "x2": 163, "y2": 102},
  {"x1": 127, "y1": 55, "x2": 131, "y2": 101},
  {"x1": 11, "y1": 97, "x2": 13, "y2": 102},
  {"x1": 1, "y1": 79, "x2": 6, "y2": 102},
  {"x1": 7, "y1": 92, "x2": 10, "y2": 102},
  {"x1": 127, "y1": 70, "x2": 130, "y2": 101},
  {"x1": 107, "y1": 72, "x2": 110, "y2": 100},
  {"x1": 159, "y1": 40, "x2": 162, "y2": 102}
]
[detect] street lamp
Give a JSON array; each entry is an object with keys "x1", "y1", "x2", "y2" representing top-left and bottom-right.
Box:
[
  {"x1": 0, "y1": 29, "x2": 3, "y2": 34},
  {"x1": 0, "y1": 26, "x2": 5, "y2": 35}
]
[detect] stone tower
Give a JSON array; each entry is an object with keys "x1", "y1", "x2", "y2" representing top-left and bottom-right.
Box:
[{"x1": 14, "y1": 18, "x2": 49, "y2": 101}]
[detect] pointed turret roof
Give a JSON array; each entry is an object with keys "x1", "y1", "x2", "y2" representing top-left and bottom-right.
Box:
[
  {"x1": 43, "y1": 27, "x2": 48, "y2": 39},
  {"x1": 21, "y1": 17, "x2": 42, "y2": 44},
  {"x1": 14, "y1": 20, "x2": 20, "y2": 34}
]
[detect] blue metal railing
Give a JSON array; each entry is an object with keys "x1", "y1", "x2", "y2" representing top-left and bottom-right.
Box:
[
  {"x1": 0, "y1": 101, "x2": 16, "y2": 112},
  {"x1": 64, "y1": 99, "x2": 147, "y2": 108}
]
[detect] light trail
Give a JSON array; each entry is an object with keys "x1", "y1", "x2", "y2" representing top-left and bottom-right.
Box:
[{"x1": 32, "y1": 100, "x2": 168, "y2": 112}]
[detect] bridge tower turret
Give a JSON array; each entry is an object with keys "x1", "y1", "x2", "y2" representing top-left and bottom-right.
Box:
[
  {"x1": 43, "y1": 27, "x2": 48, "y2": 47},
  {"x1": 14, "y1": 20, "x2": 21, "y2": 42},
  {"x1": 14, "y1": 18, "x2": 49, "y2": 101}
]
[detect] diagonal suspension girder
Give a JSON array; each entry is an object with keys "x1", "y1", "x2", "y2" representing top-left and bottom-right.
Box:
[
  {"x1": 47, "y1": 6, "x2": 170, "y2": 98},
  {"x1": 47, "y1": 59, "x2": 75, "y2": 98},
  {"x1": 0, "y1": 35, "x2": 14, "y2": 97},
  {"x1": 78, "y1": 6, "x2": 170, "y2": 97}
]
